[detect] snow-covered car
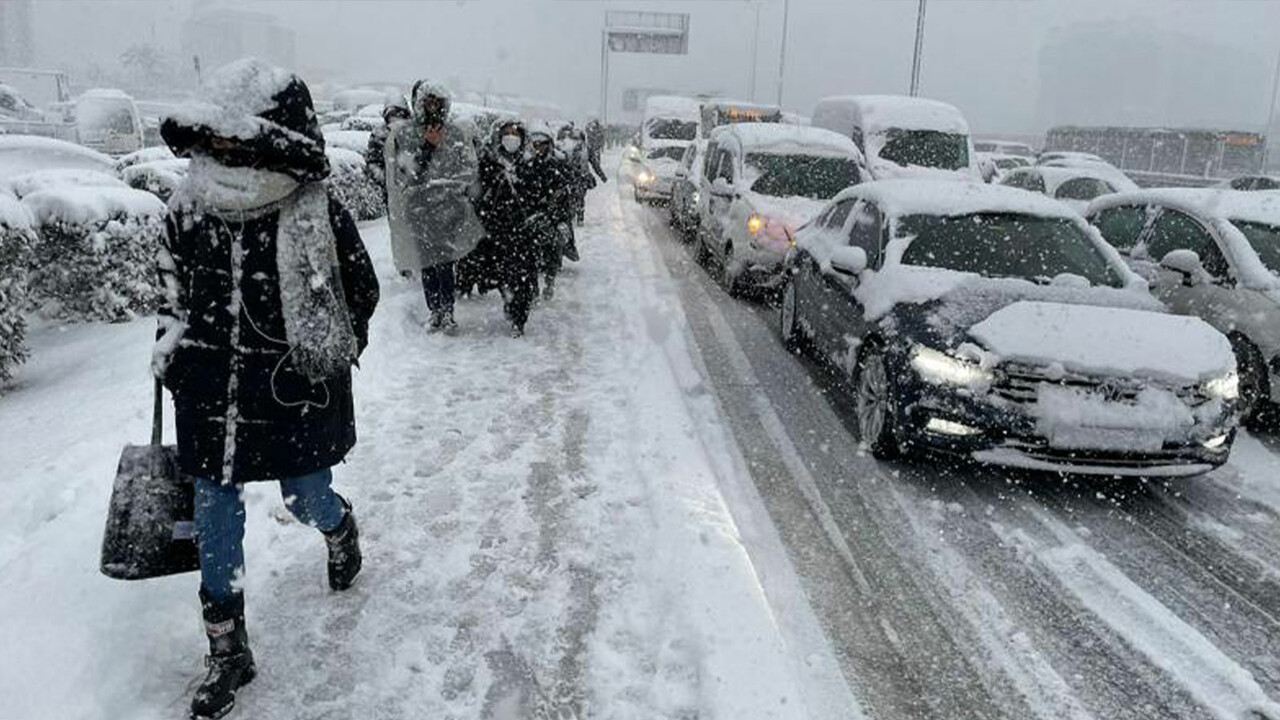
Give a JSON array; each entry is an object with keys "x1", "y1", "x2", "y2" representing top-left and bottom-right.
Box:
[
  {"x1": 74, "y1": 89, "x2": 144, "y2": 156},
  {"x1": 667, "y1": 139, "x2": 706, "y2": 240},
  {"x1": 811, "y1": 95, "x2": 981, "y2": 182},
  {"x1": 975, "y1": 152, "x2": 1030, "y2": 183},
  {"x1": 1000, "y1": 165, "x2": 1139, "y2": 214},
  {"x1": 1087, "y1": 188, "x2": 1280, "y2": 427},
  {"x1": 1037, "y1": 151, "x2": 1105, "y2": 166},
  {"x1": 0, "y1": 135, "x2": 114, "y2": 180},
  {"x1": 696, "y1": 124, "x2": 867, "y2": 295},
  {"x1": 121, "y1": 158, "x2": 189, "y2": 203},
  {"x1": 779, "y1": 180, "x2": 1239, "y2": 476},
  {"x1": 633, "y1": 143, "x2": 688, "y2": 203},
  {"x1": 113, "y1": 145, "x2": 176, "y2": 172},
  {"x1": 323, "y1": 129, "x2": 372, "y2": 155},
  {"x1": 340, "y1": 105, "x2": 384, "y2": 132},
  {"x1": 1216, "y1": 175, "x2": 1280, "y2": 191},
  {"x1": 0, "y1": 83, "x2": 45, "y2": 122},
  {"x1": 1, "y1": 167, "x2": 127, "y2": 199}
]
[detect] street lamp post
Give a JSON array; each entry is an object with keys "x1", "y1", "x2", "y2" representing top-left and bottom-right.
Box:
[
  {"x1": 775, "y1": 0, "x2": 790, "y2": 107},
  {"x1": 909, "y1": 0, "x2": 927, "y2": 97},
  {"x1": 748, "y1": 0, "x2": 762, "y2": 101},
  {"x1": 1263, "y1": 42, "x2": 1280, "y2": 171}
]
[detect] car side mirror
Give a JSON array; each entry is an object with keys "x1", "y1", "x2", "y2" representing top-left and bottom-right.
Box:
[
  {"x1": 674, "y1": 166, "x2": 687, "y2": 179},
  {"x1": 1160, "y1": 249, "x2": 1208, "y2": 287},
  {"x1": 710, "y1": 177, "x2": 734, "y2": 197},
  {"x1": 829, "y1": 246, "x2": 868, "y2": 276}
]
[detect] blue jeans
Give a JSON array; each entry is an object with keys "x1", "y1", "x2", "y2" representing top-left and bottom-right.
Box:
[
  {"x1": 421, "y1": 262, "x2": 456, "y2": 313},
  {"x1": 194, "y1": 468, "x2": 346, "y2": 603}
]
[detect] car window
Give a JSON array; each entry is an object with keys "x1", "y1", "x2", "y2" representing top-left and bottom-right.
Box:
[
  {"x1": 878, "y1": 129, "x2": 969, "y2": 171},
  {"x1": 745, "y1": 153, "x2": 860, "y2": 200},
  {"x1": 847, "y1": 201, "x2": 883, "y2": 269},
  {"x1": 1144, "y1": 209, "x2": 1229, "y2": 278},
  {"x1": 681, "y1": 145, "x2": 697, "y2": 171},
  {"x1": 898, "y1": 212, "x2": 1124, "y2": 288},
  {"x1": 825, "y1": 199, "x2": 855, "y2": 230},
  {"x1": 1055, "y1": 177, "x2": 1114, "y2": 201},
  {"x1": 1230, "y1": 220, "x2": 1280, "y2": 277},
  {"x1": 702, "y1": 142, "x2": 719, "y2": 178},
  {"x1": 1002, "y1": 170, "x2": 1045, "y2": 193},
  {"x1": 716, "y1": 149, "x2": 735, "y2": 184},
  {"x1": 647, "y1": 146, "x2": 685, "y2": 162},
  {"x1": 1092, "y1": 206, "x2": 1147, "y2": 251}
]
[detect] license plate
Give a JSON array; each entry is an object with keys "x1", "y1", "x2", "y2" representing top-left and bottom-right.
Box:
[{"x1": 1048, "y1": 426, "x2": 1164, "y2": 452}]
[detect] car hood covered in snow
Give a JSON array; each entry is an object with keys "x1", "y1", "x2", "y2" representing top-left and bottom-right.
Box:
[
  {"x1": 967, "y1": 300, "x2": 1233, "y2": 383},
  {"x1": 750, "y1": 194, "x2": 827, "y2": 230}
]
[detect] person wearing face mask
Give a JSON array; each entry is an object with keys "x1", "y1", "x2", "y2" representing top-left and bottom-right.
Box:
[
  {"x1": 475, "y1": 120, "x2": 540, "y2": 337},
  {"x1": 557, "y1": 123, "x2": 593, "y2": 232},
  {"x1": 385, "y1": 80, "x2": 483, "y2": 332},
  {"x1": 365, "y1": 100, "x2": 410, "y2": 196},
  {"x1": 156, "y1": 59, "x2": 380, "y2": 720},
  {"x1": 521, "y1": 123, "x2": 574, "y2": 301}
]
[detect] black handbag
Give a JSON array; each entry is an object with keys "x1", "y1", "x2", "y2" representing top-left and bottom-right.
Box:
[{"x1": 100, "y1": 379, "x2": 200, "y2": 580}]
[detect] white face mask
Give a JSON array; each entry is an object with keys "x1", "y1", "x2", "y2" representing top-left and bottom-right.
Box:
[{"x1": 501, "y1": 135, "x2": 522, "y2": 154}]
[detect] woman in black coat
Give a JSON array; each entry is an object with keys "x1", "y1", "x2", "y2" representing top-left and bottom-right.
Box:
[
  {"x1": 474, "y1": 120, "x2": 539, "y2": 337},
  {"x1": 155, "y1": 58, "x2": 379, "y2": 720}
]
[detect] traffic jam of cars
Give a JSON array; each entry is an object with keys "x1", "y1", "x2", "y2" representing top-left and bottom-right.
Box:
[{"x1": 626, "y1": 93, "x2": 1277, "y2": 479}]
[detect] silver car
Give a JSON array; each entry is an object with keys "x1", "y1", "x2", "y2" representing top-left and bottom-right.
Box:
[{"x1": 1088, "y1": 188, "x2": 1280, "y2": 426}]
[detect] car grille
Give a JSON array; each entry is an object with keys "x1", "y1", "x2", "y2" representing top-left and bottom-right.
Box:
[{"x1": 993, "y1": 363, "x2": 1207, "y2": 406}]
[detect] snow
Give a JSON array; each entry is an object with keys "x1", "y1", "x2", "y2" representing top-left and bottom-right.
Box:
[
  {"x1": 812, "y1": 94, "x2": 970, "y2": 137},
  {"x1": 0, "y1": 162, "x2": 831, "y2": 720},
  {"x1": 114, "y1": 146, "x2": 176, "y2": 171},
  {"x1": 712, "y1": 123, "x2": 861, "y2": 159},
  {"x1": 835, "y1": 179, "x2": 1083, "y2": 222},
  {"x1": 21, "y1": 185, "x2": 167, "y2": 226},
  {"x1": 0, "y1": 194, "x2": 32, "y2": 229},
  {"x1": 325, "y1": 146, "x2": 365, "y2": 171},
  {"x1": 79, "y1": 88, "x2": 132, "y2": 101},
  {"x1": 164, "y1": 58, "x2": 295, "y2": 142},
  {"x1": 643, "y1": 95, "x2": 701, "y2": 120},
  {"x1": 0, "y1": 135, "x2": 115, "y2": 180},
  {"x1": 120, "y1": 158, "x2": 189, "y2": 192},
  {"x1": 1, "y1": 168, "x2": 127, "y2": 199},
  {"x1": 968, "y1": 300, "x2": 1234, "y2": 382},
  {"x1": 1020, "y1": 165, "x2": 1141, "y2": 194},
  {"x1": 323, "y1": 129, "x2": 372, "y2": 154}
]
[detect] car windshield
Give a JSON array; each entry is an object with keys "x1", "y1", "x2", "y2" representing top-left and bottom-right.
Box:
[
  {"x1": 1231, "y1": 220, "x2": 1280, "y2": 276},
  {"x1": 1055, "y1": 177, "x2": 1113, "y2": 201},
  {"x1": 647, "y1": 118, "x2": 697, "y2": 141},
  {"x1": 877, "y1": 128, "x2": 969, "y2": 170},
  {"x1": 745, "y1": 152, "x2": 858, "y2": 199},
  {"x1": 77, "y1": 101, "x2": 135, "y2": 134},
  {"x1": 647, "y1": 146, "x2": 686, "y2": 161},
  {"x1": 898, "y1": 212, "x2": 1124, "y2": 287}
]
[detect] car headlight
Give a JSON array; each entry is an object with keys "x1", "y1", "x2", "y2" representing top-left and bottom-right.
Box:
[
  {"x1": 747, "y1": 214, "x2": 764, "y2": 236},
  {"x1": 1202, "y1": 370, "x2": 1239, "y2": 400},
  {"x1": 637, "y1": 170, "x2": 654, "y2": 184},
  {"x1": 911, "y1": 345, "x2": 993, "y2": 388}
]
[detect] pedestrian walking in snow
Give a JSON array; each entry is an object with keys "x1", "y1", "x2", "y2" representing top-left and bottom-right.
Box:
[
  {"x1": 557, "y1": 122, "x2": 593, "y2": 234},
  {"x1": 385, "y1": 80, "x2": 483, "y2": 332},
  {"x1": 584, "y1": 118, "x2": 609, "y2": 185},
  {"x1": 365, "y1": 99, "x2": 410, "y2": 197},
  {"x1": 522, "y1": 123, "x2": 573, "y2": 301},
  {"x1": 475, "y1": 120, "x2": 539, "y2": 337},
  {"x1": 155, "y1": 59, "x2": 380, "y2": 720}
]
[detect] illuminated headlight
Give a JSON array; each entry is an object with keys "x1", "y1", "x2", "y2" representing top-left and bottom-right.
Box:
[
  {"x1": 747, "y1": 214, "x2": 764, "y2": 236},
  {"x1": 627, "y1": 147, "x2": 641, "y2": 161},
  {"x1": 691, "y1": 190, "x2": 700, "y2": 204},
  {"x1": 637, "y1": 170, "x2": 655, "y2": 185},
  {"x1": 1202, "y1": 433, "x2": 1230, "y2": 450},
  {"x1": 926, "y1": 418, "x2": 981, "y2": 436},
  {"x1": 910, "y1": 346, "x2": 994, "y2": 388},
  {"x1": 1202, "y1": 371, "x2": 1239, "y2": 400}
]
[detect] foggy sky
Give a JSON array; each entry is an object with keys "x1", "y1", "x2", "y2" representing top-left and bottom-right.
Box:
[{"x1": 23, "y1": 0, "x2": 1280, "y2": 135}]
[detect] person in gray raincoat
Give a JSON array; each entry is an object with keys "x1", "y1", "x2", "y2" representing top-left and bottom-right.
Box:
[{"x1": 385, "y1": 80, "x2": 483, "y2": 331}]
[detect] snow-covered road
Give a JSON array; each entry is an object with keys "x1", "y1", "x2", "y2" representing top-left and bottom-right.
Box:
[
  {"x1": 0, "y1": 179, "x2": 852, "y2": 719},
  {"x1": 633, "y1": 181, "x2": 1280, "y2": 720}
]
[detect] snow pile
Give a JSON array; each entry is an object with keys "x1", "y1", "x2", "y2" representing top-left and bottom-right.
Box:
[
  {"x1": 1, "y1": 168, "x2": 126, "y2": 199},
  {"x1": 164, "y1": 58, "x2": 294, "y2": 143},
  {"x1": 21, "y1": 186, "x2": 167, "y2": 321},
  {"x1": 0, "y1": 196, "x2": 34, "y2": 382},
  {"x1": 114, "y1": 146, "x2": 176, "y2": 172},
  {"x1": 339, "y1": 115, "x2": 381, "y2": 132},
  {"x1": 323, "y1": 129, "x2": 372, "y2": 154},
  {"x1": 968, "y1": 300, "x2": 1233, "y2": 382},
  {"x1": 121, "y1": 158, "x2": 189, "y2": 202},
  {"x1": 1034, "y1": 384, "x2": 1194, "y2": 451},
  {"x1": 0, "y1": 135, "x2": 114, "y2": 181},
  {"x1": 325, "y1": 147, "x2": 384, "y2": 221}
]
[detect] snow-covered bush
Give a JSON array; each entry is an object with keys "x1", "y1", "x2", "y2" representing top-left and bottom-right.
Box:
[
  {"x1": 122, "y1": 158, "x2": 188, "y2": 203},
  {"x1": 0, "y1": 196, "x2": 36, "y2": 382},
  {"x1": 322, "y1": 129, "x2": 371, "y2": 154},
  {"x1": 326, "y1": 147, "x2": 384, "y2": 221},
  {"x1": 2, "y1": 168, "x2": 126, "y2": 198},
  {"x1": 114, "y1": 146, "x2": 176, "y2": 173},
  {"x1": 21, "y1": 186, "x2": 167, "y2": 322}
]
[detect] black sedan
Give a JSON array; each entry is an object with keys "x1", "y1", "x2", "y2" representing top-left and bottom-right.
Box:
[{"x1": 779, "y1": 181, "x2": 1241, "y2": 477}]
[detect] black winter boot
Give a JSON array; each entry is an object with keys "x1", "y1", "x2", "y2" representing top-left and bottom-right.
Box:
[
  {"x1": 191, "y1": 591, "x2": 256, "y2": 720},
  {"x1": 324, "y1": 496, "x2": 362, "y2": 591}
]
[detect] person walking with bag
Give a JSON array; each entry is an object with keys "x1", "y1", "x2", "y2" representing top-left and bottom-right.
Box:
[
  {"x1": 385, "y1": 80, "x2": 483, "y2": 332},
  {"x1": 154, "y1": 59, "x2": 380, "y2": 720}
]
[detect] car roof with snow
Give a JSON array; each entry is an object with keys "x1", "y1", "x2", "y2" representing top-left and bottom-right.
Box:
[
  {"x1": 833, "y1": 179, "x2": 1080, "y2": 220},
  {"x1": 644, "y1": 95, "x2": 701, "y2": 118},
  {"x1": 708, "y1": 123, "x2": 861, "y2": 158},
  {"x1": 0, "y1": 135, "x2": 114, "y2": 180},
  {"x1": 1086, "y1": 187, "x2": 1280, "y2": 225},
  {"x1": 813, "y1": 95, "x2": 969, "y2": 135}
]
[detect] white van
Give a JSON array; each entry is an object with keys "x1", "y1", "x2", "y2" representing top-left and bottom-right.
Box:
[
  {"x1": 635, "y1": 95, "x2": 702, "y2": 201},
  {"x1": 75, "y1": 89, "x2": 143, "y2": 156},
  {"x1": 811, "y1": 95, "x2": 979, "y2": 182}
]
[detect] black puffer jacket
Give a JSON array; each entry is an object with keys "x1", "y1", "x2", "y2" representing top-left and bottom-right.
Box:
[{"x1": 158, "y1": 60, "x2": 379, "y2": 483}]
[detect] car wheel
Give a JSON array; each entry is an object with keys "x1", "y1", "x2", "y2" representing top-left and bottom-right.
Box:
[
  {"x1": 780, "y1": 277, "x2": 804, "y2": 353},
  {"x1": 721, "y1": 243, "x2": 740, "y2": 296},
  {"x1": 855, "y1": 345, "x2": 902, "y2": 459},
  {"x1": 1232, "y1": 334, "x2": 1272, "y2": 430}
]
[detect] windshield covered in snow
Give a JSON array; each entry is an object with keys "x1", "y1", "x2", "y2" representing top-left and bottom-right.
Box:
[
  {"x1": 898, "y1": 212, "x2": 1124, "y2": 287},
  {"x1": 646, "y1": 118, "x2": 697, "y2": 141},
  {"x1": 878, "y1": 129, "x2": 969, "y2": 170},
  {"x1": 76, "y1": 99, "x2": 135, "y2": 135},
  {"x1": 647, "y1": 146, "x2": 686, "y2": 162},
  {"x1": 746, "y1": 152, "x2": 859, "y2": 199},
  {"x1": 1232, "y1": 220, "x2": 1280, "y2": 276}
]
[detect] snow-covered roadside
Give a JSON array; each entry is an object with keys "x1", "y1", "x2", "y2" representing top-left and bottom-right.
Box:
[{"x1": 0, "y1": 166, "x2": 828, "y2": 718}]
